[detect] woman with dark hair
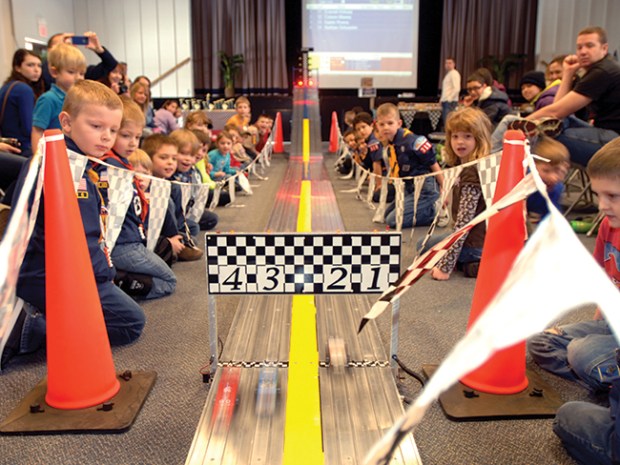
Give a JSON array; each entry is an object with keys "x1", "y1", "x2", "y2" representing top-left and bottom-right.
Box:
[{"x1": 0, "y1": 49, "x2": 44, "y2": 157}]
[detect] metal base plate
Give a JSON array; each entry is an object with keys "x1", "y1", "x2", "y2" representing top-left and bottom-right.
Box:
[
  {"x1": 422, "y1": 364, "x2": 563, "y2": 421},
  {"x1": 0, "y1": 370, "x2": 157, "y2": 434}
]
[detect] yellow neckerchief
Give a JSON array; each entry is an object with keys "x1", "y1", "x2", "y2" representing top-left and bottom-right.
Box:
[{"x1": 386, "y1": 128, "x2": 413, "y2": 178}]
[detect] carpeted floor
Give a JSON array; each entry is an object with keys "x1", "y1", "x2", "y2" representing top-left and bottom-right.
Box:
[{"x1": 0, "y1": 147, "x2": 599, "y2": 465}]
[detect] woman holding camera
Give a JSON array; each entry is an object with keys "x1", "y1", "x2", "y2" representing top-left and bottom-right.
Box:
[{"x1": 0, "y1": 49, "x2": 44, "y2": 158}]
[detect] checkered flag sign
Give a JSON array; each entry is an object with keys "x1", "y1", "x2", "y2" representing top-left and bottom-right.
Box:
[
  {"x1": 187, "y1": 184, "x2": 210, "y2": 223},
  {"x1": 105, "y1": 165, "x2": 134, "y2": 251},
  {"x1": 359, "y1": 172, "x2": 537, "y2": 332},
  {"x1": 428, "y1": 109, "x2": 441, "y2": 131},
  {"x1": 477, "y1": 152, "x2": 502, "y2": 209},
  {"x1": 0, "y1": 154, "x2": 43, "y2": 370},
  {"x1": 146, "y1": 177, "x2": 171, "y2": 251},
  {"x1": 67, "y1": 149, "x2": 88, "y2": 193},
  {"x1": 206, "y1": 233, "x2": 401, "y2": 295}
]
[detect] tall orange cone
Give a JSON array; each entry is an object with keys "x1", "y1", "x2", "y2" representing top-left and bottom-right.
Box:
[
  {"x1": 273, "y1": 111, "x2": 284, "y2": 153},
  {"x1": 460, "y1": 130, "x2": 528, "y2": 394},
  {"x1": 328, "y1": 111, "x2": 339, "y2": 153},
  {"x1": 43, "y1": 129, "x2": 120, "y2": 409}
]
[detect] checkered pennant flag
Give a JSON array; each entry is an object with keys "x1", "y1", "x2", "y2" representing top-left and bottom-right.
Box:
[
  {"x1": 146, "y1": 177, "x2": 171, "y2": 251},
  {"x1": 237, "y1": 172, "x2": 253, "y2": 195},
  {"x1": 414, "y1": 165, "x2": 463, "y2": 251},
  {"x1": 105, "y1": 165, "x2": 134, "y2": 252},
  {"x1": 178, "y1": 182, "x2": 192, "y2": 213},
  {"x1": 355, "y1": 168, "x2": 369, "y2": 201},
  {"x1": 428, "y1": 109, "x2": 441, "y2": 130},
  {"x1": 477, "y1": 151, "x2": 502, "y2": 209},
  {"x1": 359, "y1": 172, "x2": 537, "y2": 332},
  {"x1": 372, "y1": 177, "x2": 390, "y2": 223},
  {"x1": 209, "y1": 184, "x2": 222, "y2": 211},
  {"x1": 366, "y1": 173, "x2": 376, "y2": 207},
  {"x1": 187, "y1": 183, "x2": 210, "y2": 223},
  {"x1": 0, "y1": 154, "x2": 43, "y2": 370},
  {"x1": 67, "y1": 149, "x2": 88, "y2": 193},
  {"x1": 228, "y1": 176, "x2": 236, "y2": 204},
  {"x1": 393, "y1": 178, "x2": 405, "y2": 230}
]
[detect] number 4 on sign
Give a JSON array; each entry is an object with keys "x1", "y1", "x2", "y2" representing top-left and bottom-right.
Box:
[{"x1": 221, "y1": 266, "x2": 246, "y2": 292}]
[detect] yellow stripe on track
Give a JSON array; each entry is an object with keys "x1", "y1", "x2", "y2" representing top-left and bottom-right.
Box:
[{"x1": 283, "y1": 117, "x2": 324, "y2": 465}]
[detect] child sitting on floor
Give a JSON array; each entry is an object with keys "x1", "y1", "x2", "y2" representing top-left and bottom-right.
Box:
[
  {"x1": 169, "y1": 128, "x2": 218, "y2": 233},
  {"x1": 208, "y1": 131, "x2": 238, "y2": 181},
  {"x1": 527, "y1": 136, "x2": 570, "y2": 231},
  {"x1": 419, "y1": 106, "x2": 492, "y2": 280}
]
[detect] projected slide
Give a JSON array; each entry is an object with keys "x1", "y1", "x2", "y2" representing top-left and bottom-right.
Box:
[{"x1": 302, "y1": 0, "x2": 419, "y2": 89}]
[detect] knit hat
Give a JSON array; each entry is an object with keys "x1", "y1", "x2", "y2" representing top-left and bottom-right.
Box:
[{"x1": 519, "y1": 71, "x2": 546, "y2": 90}]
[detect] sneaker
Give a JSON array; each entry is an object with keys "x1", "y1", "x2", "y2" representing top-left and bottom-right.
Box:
[
  {"x1": 537, "y1": 117, "x2": 563, "y2": 138},
  {"x1": 507, "y1": 119, "x2": 538, "y2": 138},
  {"x1": 178, "y1": 245, "x2": 203, "y2": 261},
  {"x1": 462, "y1": 261, "x2": 480, "y2": 278}
]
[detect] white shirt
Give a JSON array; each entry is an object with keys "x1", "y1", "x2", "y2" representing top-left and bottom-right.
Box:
[{"x1": 440, "y1": 69, "x2": 461, "y2": 102}]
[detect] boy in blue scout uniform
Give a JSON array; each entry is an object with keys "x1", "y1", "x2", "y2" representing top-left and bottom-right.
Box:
[
  {"x1": 375, "y1": 102, "x2": 444, "y2": 228},
  {"x1": 2, "y1": 80, "x2": 145, "y2": 367}
]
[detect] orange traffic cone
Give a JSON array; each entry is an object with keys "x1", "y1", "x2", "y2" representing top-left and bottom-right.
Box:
[
  {"x1": 273, "y1": 111, "x2": 284, "y2": 153},
  {"x1": 43, "y1": 129, "x2": 120, "y2": 409},
  {"x1": 460, "y1": 130, "x2": 528, "y2": 394},
  {"x1": 328, "y1": 111, "x2": 339, "y2": 153}
]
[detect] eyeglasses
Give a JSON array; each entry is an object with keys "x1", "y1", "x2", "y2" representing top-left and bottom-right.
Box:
[{"x1": 467, "y1": 85, "x2": 483, "y2": 93}]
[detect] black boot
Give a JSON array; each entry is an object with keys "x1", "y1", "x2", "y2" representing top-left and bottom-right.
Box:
[{"x1": 115, "y1": 271, "x2": 153, "y2": 298}]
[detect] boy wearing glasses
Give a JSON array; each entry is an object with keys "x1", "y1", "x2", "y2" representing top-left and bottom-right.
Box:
[{"x1": 465, "y1": 71, "x2": 512, "y2": 128}]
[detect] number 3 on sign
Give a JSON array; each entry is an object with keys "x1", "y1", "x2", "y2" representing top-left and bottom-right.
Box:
[{"x1": 221, "y1": 266, "x2": 247, "y2": 292}]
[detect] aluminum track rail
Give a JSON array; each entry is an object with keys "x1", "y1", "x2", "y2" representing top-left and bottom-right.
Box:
[{"x1": 186, "y1": 130, "x2": 421, "y2": 465}]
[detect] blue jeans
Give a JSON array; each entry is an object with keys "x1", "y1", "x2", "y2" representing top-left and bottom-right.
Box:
[
  {"x1": 557, "y1": 127, "x2": 619, "y2": 167},
  {"x1": 417, "y1": 232, "x2": 483, "y2": 264},
  {"x1": 20, "y1": 280, "x2": 146, "y2": 354},
  {"x1": 385, "y1": 177, "x2": 439, "y2": 228},
  {"x1": 441, "y1": 101, "x2": 458, "y2": 130},
  {"x1": 112, "y1": 242, "x2": 177, "y2": 300},
  {"x1": 528, "y1": 320, "x2": 619, "y2": 391},
  {"x1": 553, "y1": 401, "x2": 614, "y2": 465}
]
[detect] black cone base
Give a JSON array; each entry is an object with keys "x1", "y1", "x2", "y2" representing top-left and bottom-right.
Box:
[
  {"x1": 422, "y1": 365, "x2": 562, "y2": 421},
  {"x1": 0, "y1": 370, "x2": 156, "y2": 434}
]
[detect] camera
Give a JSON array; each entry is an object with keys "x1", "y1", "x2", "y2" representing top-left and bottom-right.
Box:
[
  {"x1": 71, "y1": 36, "x2": 89, "y2": 45},
  {"x1": 0, "y1": 137, "x2": 21, "y2": 148},
  {"x1": 119, "y1": 83, "x2": 128, "y2": 94}
]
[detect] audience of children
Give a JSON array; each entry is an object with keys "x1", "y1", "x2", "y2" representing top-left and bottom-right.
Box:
[
  {"x1": 418, "y1": 107, "x2": 491, "y2": 280},
  {"x1": 95, "y1": 97, "x2": 177, "y2": 299}
]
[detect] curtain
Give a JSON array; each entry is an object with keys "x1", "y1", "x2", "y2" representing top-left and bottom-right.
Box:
[
  {"x1": 192, "y1": 0, "x2": 288, "y2": 94},
  {"x1": 440, "y1": 0, "x2": 538, "y2": 90}
]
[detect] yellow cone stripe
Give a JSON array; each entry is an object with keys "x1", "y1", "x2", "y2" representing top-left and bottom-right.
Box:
[{"x1": 283, "y1": 118, "x2": 324, "y2": 465}]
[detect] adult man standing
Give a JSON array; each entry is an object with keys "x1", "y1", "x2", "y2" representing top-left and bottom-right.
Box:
[
  {"x1": 440, "y1": 57, "x2": 461, "y2": 129},
  {"x1": 527, "y1": 26, "x2": 620, "y2": 166}
]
